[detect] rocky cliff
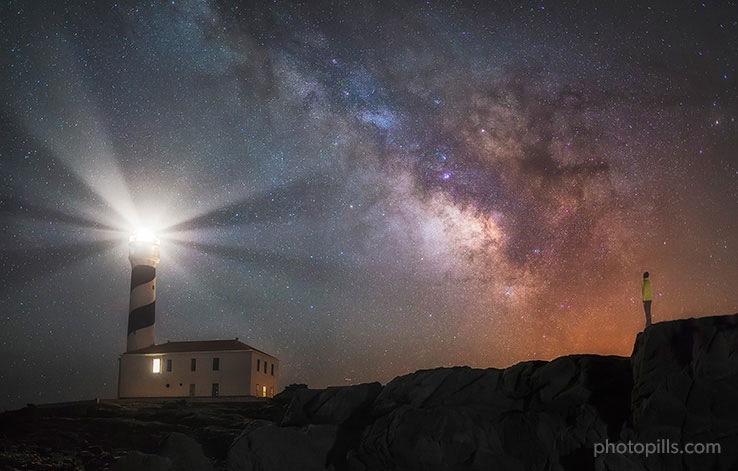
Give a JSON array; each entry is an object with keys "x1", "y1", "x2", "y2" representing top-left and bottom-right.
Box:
[{"x1": 3, "y1": 312, "x2": 737, "y2": 471}]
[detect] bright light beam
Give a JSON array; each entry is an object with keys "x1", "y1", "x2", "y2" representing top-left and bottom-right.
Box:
[{"x1": 8, "y1": 35, "x2": 141, "y2": 230}]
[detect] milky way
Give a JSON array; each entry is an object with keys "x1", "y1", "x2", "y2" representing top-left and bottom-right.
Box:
[{"x1": 1, "y1": 0, "x2": 737, "y2": 410}]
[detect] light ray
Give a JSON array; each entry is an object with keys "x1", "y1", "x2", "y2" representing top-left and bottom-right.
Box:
[
  {"x1": 1, "y1": 240, "x2": 121, "y2": 290},
  {"x1": 160, "y1": 172, "x2": 335, "y2": 233},
  {"x1": 7, "y1": 36, "x2": 140, "y2": 229},
  {"x1": 168, "y1": 239, "x2": 343, "y2": 283},
  {"x1": 2, "y1": 196, "x2": 122, "y2": 233}
]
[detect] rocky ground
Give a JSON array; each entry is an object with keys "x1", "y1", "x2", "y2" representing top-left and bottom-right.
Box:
[
  {"x1": 3, "y1": 312, "x2": 738, "y2": 471},
  {"x1": 0, "y1": 399, "x2": 283, "y2": 470}
]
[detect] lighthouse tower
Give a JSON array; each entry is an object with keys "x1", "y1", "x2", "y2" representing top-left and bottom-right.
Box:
[
  {"x1": 126, "y1": 229, "x2": 160, "y2": 352},
  {"x1": 118, "y1": 227, "x2": 280, "y2": 399}
]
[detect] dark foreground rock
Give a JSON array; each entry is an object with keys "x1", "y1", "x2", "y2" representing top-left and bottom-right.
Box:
[
  {"x1": 228, "y1": 420, "x2": 339, "y2": 471},
  {"x1": 0, "y1": 399, "x2": 283, "y2": 470},
  {"x1": 226, "y1": 313, "x2": 738, "y2": 471},
  {"x1": 347, "y1": 355, "x2": 632, "y2": 471},
  {"x1": 624, "y1": 314, "x2": 738, "y2": 471},
  {"x1": 3, "y1": 313, "x2": 738, "y2": 471},
  {"x1": 281, "y1": 382, "x2": 382, "y2": 427},
  {"x1": 110, "y1": 431, "x2": 213, "y2": 471}
]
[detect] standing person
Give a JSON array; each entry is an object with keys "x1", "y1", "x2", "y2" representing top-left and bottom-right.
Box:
[{"x1": 642, "y1": 272, "x2": 652, "y2": 327}]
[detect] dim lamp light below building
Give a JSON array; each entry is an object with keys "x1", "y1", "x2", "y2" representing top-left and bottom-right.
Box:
[{"x1": 118, "y1": 229, "x2": 279, "y2": 399}]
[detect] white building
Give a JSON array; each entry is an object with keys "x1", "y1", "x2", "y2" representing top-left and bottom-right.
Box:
[
  {"x1": 118, "y1": 339, "x2": 279, "y2": 399},
  {"x1": 118, "y1": 230, "x2": 279, "y2": 399}
]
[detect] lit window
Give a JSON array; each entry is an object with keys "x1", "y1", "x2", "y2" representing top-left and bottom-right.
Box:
[
  {"x1": 262, "y1": 385, "x2": 267, "y2": 397},
  {"x1": 153, "y1": 358, "x2": 161, "y2": 373}
]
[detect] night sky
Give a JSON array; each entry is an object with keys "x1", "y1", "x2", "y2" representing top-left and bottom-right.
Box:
[{"x1": 1, "y1": 0, "x2": 737, "y2": 411}]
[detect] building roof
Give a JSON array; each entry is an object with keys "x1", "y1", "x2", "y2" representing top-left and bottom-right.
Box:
[{"x1": 125, "y1": 339, "x2": 277, "y2": 358}]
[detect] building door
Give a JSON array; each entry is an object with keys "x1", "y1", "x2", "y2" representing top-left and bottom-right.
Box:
[
  {"x1": 211, "y1": 383, "x2": 219, "y2": 397},
  {"x1": 189, "y1": 384, "x2": 196, "y2": 397}
]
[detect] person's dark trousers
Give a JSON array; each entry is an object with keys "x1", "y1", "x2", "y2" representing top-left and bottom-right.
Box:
[{"x1": 643, "y1": 301, "x2": 652, "y2": 327}]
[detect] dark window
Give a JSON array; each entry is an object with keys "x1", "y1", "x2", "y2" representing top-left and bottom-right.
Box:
[
  {"x1": 257, "y1": 359, "x2": 260, "y2": 371},
  {"x1": 264, "y1": 361, "x2": 268, "y2": 373},
  {"x1": 189, "y1": 384, "x2": 196, "y2": 396},
  {"x1": 211, "y1": 383, "x2": 219, "y2": 397},
  {"x1": 213, "y1": 358, "x2": 220, "y2": 371},
  {"x1": 271, "y1": 364, "x2": 274, "y2": 376},
  {"x1": 191, "y1": 358, "x2": 197, "y2": 371},
  {"x1": 166, "y1": 359, "x2": 172, "y2": 372}
]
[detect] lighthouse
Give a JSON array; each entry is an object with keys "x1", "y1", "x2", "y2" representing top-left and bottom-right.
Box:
[
  {"x1": 126, "y1": 228, "x2": 160, "y2": 352},
  {"x1": 118, "y1": 228, "x2": 280, "y2": 399}
]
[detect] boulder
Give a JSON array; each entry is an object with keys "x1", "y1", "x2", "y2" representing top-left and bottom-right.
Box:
[
  {"x1": 282, "y1": 382, "x2": 382, "y2": 427},
  {"x1": 111, "y1": 450, "x2": 172, "y2": 471},
  {"x1": 372, "y1": 366, "x2": 510, "y2": 414},
  {"x1": 228, "y1": 419, "x2": 339, "y2": 471},
  {"x1": 348, "y1": 355, "x2": 632, "y2": 471},
  {"x1": 626, "y1": 313, "x2": 738, "y2": 470},
  {"x1": 159, "y1": 432, "x2": 213, "y2": 471},
  {"x1": 273, "y1": 383, "x2": 308, "y2": 406}
]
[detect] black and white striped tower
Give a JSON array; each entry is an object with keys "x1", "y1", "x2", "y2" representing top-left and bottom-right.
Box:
[{"x1": 127, "y1": 229, "x2": 160, "y2": 352}]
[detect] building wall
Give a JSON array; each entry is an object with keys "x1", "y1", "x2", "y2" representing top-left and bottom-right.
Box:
[
  {"x1": 250, "y1": 352, "x2": 280, "y2": 398},
  {"x1": 119, "y1": 350, "x2": 280, "y2": 399}
]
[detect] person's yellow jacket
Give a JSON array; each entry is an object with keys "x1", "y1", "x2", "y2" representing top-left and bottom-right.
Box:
[{"x1": 642, "y1": 277, "x2": 652, "y2": 301}]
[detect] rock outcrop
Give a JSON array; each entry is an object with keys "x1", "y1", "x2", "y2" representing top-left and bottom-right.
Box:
[
  {"x1": 281, "y1": 382, "x2": 382, "y2": 427},
  {"x1": 228, "y1": 420, "x2": 339, "y2": 471},
  {"x1": 0, "y1": 399, "x2": 282, "y2": 470},
  {"x1": 160, "y1": 432, "x2": 213, "y2": 471},
  {"x1": 346, "y1": 355, "x2": 632, "y2": 471},
  {"x1": 624, "y1": 314, "x2": 738, "y2": 470},
  {"x1": 228, "y1": 382, "x2": 383, "y2": 471},
  {"x1": 111, "y1": 450, "x2": 173, "y2": 471},
  {"x1": 226, "y1": 312, "x2": 738, "y2": 471},
  {"x1": 107, "y1": 432, "x2": 214, "y2": 471}
]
